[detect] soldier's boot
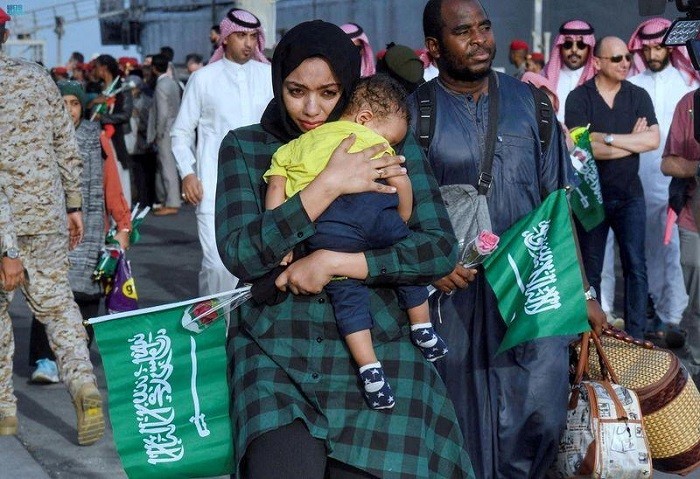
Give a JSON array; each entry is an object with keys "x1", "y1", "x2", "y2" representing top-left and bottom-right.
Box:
[
  {"x1": 72, "y1": 383, "x2": 105, "y2": 446},
  {"x1": 0, "y1": 408, "x2": 18, "y2": 436}
]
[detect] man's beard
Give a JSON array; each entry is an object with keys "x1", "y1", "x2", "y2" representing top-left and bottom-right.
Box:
[
  {"x1": 564, "y1": 54, "x2": 584, "y2": 70},
  {"x1": 438, "y1": 43, "x2": 496, "y2": 82},
  {"x1": 647, "y1": 54, "x2": 671, "y2": 72},
  {"x1": 441, "y1": 61, "x2": 492, "y2": 82}
]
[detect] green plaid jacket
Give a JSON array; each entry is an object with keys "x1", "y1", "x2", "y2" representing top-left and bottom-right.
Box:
[{"x1": 216, "y1": 124, "x2": 474, "y2": 479}]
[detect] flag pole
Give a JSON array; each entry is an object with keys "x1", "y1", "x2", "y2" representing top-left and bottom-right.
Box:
[
  {"x1": 564, "y1": 186, "x2": 596, "y2": 334},
  {"x1": 84, "y1": 286, "x2": 252, "y2": 325}
]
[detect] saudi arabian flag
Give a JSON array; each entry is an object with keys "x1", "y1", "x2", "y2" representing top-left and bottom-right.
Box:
[
  {"x1": 89, "y1": 288, "x2": 251, "y2": 479},
  {"x1": 569, "y1": 126, "x2": 605, "y2": 231},
  {"x1": 483, "y1": 190, "x2": 590, "y2": 353}
]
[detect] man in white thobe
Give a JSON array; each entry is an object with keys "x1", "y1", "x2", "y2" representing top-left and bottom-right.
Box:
[
  {"x1": 171, "y1": 7, "x2": 272, "y2": 295},
  {"x1": 543, "y1": 19, "x2": 597, "y2": 123}
]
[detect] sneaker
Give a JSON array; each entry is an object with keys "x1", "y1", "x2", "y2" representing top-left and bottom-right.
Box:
[
  {"x1": 31, "y1": 359, "x2": 60, "y2": 384},
  {"x1": 0, "y1": 409, "x2": 17, "y2": 436},
  {"x1": 664, "y1": 326, "x2": 687, "y2": 350},
  {"x1": 72, "y1": 383, "x2": 105, "y2": 446},
  {"x1": 359, "y1": 364, "x2": 395, "y2": 410}
]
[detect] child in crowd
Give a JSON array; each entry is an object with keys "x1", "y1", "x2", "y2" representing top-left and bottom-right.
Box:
[
  {"x1": 264, "y1": 74, "x2": 448, "y2": 410},
  {"x1": 29, "y1": 81, "x2": 131, "y2": 383}
]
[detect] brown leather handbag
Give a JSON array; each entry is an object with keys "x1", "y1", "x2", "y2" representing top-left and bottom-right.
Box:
[
  {"x1": 549, "y1": 332, "x2": 652, "y2": 478},
  {"x1": 585, "y1": 327, "x2": 700, "y2": 475}
]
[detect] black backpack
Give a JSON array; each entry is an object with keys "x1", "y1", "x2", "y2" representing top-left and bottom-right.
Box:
[{"x1": 415, "y1": 78, "x2": 554, "y2": 155}]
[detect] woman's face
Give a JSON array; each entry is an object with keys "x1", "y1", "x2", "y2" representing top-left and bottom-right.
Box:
[{"x1": 282, "y1": 57, "x2": 342, "y2": 132}]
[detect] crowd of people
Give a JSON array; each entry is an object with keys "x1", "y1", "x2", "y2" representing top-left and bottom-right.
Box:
[{"x1": 1, "y1": 0, "x2": 700, "y2": 478}]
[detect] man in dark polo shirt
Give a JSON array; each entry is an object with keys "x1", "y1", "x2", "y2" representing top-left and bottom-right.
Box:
[{"x1": 566, "y1": 36, "x2": 660, "y2": 339}]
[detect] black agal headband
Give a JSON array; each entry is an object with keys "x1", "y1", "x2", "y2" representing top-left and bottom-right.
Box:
[
  {"x1": 346, "y1": 22, "x2": 364, "y2": 39},
  {"x1": 559, "y1": 25, "x2": 594, "y2": 36},
  {"x1": 226, "y1": 8, "x2": 261, "y2": 29},
  {"x1": 638, "y1": 27, "x2": 668, "y2": 41}
]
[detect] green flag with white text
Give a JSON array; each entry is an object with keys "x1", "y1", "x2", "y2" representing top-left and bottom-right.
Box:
[
  {"x1": 569, "y1": 126, "x2": 605, "y2": 231},
  {"x1": 89, "y1": 290, "x2": 248, "y2": 479},
  {"x1": 483, "y1": 190, "x2": 590, "y2": 353}
]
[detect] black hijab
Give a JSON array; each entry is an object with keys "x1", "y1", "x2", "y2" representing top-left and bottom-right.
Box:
[{"x1": 261, "y1": 20, "x2": 361, "y2": 143}]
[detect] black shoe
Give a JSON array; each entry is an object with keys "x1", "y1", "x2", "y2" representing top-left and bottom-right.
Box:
[
  {"x1": 645, "y1": 324, "x2": 686, "y2": 350},
  {"x1": 665, "y1": 326, "x2": 687, "y2": 350}
]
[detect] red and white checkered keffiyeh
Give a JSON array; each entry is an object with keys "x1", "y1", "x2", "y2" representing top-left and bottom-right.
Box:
[
  {"x1": 627, "y1": 17, "x2": 699, "y2": 86},
  {"x1": 209, "y1": 8, "x2": 269, "y2": 64},
  {"x1": 340, "y1": 23, "x2": 376, "y2": 77},
  {"x1": 543, "y1": 20, "x2": 596, "y2": 89}
]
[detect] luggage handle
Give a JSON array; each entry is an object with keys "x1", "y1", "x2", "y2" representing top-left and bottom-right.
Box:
[
  {"x1": 574, "y1": 331, "x2": 620, "y2": 385},
  {"x1": 590, "y1": 331, "x2": 620, "y2": 384},
  {"x1": 602, "y1": 325, "x2": 656, "y2": 350},
  {"x1": 570, "y1": 331, "x2": 626, "y2": 419}
]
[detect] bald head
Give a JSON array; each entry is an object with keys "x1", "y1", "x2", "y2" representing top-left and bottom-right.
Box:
[
  {"x1": 594, "y1": 36, "x2": 631, "y2": 83},
  {"x1": 594, "y1": 36, "x2": 626, "y2": 58}
]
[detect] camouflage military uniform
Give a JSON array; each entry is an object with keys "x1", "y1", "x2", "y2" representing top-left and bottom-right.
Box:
[{"x1": 0, "y1": 50, "x2": 97, "y2": 412}]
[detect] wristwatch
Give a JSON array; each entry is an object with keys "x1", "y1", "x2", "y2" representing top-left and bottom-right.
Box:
[
  {"x1": 584, "y1": 286, "x2": 597, "y2": 301},
  {"x1": 603, "y1": 134, "x2": 614, "y2": 146},
  {"x1": 2, "y1": 247, "x2": 20, "y2": 260}
]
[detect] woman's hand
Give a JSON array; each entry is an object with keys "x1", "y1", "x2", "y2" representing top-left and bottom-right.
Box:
[
  {"x1": 432, "y1": 264, "x2": 478, "y2": 294},
  {"x1": 275, "y1": 250, "x2": 335, "y2": 295},
  {"x1": 300, "y1": 134, "x2": 407, "y2": 221},
  {"x1": 317, "y1": 134, "x2": 407, "y2": 196},
  {"x1": 274, "y1": 249, "x2": 368, "y2": 295}
]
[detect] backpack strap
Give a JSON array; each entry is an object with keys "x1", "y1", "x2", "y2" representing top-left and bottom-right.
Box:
[
  {"x1": 528, "y1": 83, "x2": 553, "y2": 154},
  {"x1": 478, "y1": 72, "x2": 499, "y2": 195},
  {"x1": 415, "y1": 75, "x2": 498, "y2": 195},
  {"x1": 416, "y1": 80, "x2": 436, "y2": 154},
  {"x1": 415, "y1": 76, "x2": 553, "y2": 193},
  {"x1": 418, "y1": 78, "x2": 554, "y2": 156}
]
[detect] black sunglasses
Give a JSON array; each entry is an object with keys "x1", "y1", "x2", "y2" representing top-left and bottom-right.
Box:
[
  {"x1": 562, "y1": 40, "x2": 587, "y2": 50},
  {"x1": 597, "y1": 53, "x2": 633, "y2": 63}
]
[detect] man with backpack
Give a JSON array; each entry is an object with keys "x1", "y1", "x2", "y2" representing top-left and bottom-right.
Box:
[{"x1": 408, "y1": 1, "x2": 605, "y2": 477}]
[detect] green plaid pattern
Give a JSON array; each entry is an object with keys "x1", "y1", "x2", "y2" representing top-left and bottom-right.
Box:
[{"x1": 216, "y1": 125, "x2": 473, "y2": 478}]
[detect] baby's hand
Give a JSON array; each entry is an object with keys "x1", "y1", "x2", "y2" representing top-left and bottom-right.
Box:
[
  {"x1": 384, "y1": 174, "x2": 411, "y2": 189},
  {"x1": 280, "y1": 251, "x2": 294, "y2": 266}
]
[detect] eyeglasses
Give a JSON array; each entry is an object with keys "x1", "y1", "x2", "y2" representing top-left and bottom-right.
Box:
[
  {"x1": 597, "y1": 53, "x2": 633, "y2": 63},
  {"x1": 562, "y1": 40, "x2": 587, "y2": 50}
]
